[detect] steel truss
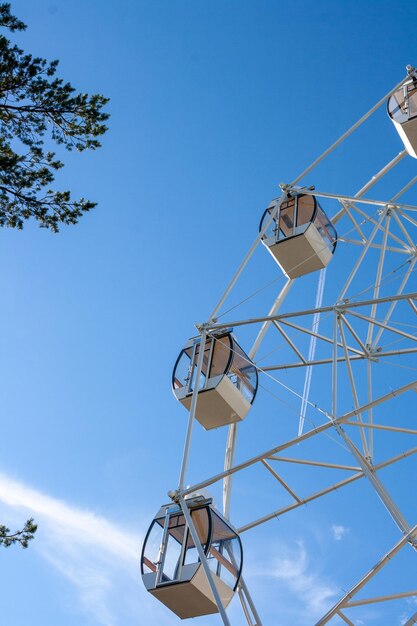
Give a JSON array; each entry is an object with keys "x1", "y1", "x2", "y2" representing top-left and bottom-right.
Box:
[{"x1": 170, "y1": 66, "x2": 417, "y2": 624}]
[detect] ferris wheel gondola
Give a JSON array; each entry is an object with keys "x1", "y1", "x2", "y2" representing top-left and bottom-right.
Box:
[
  {"x1": 388, "y1": 74, "x2": 417, "y2": 157},
  {"x1": 141, "y1": 494, "x2": 242, "y2": 619},
  {"x1": 172, "y1": 331, "x2": 258, "y2": 430},
  {"x1": 259, "y1": 192, "x2": 337, "y2": 278}
]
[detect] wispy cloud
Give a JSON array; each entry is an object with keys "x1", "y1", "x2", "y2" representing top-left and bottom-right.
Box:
[
  {"x1": 400, "y1": 597, "x2": 417, "y2": 624},
  {"x1": 251, "y1": 538, "x2": 339, "y2": 623},
  {"x1": 331, "y1": 524, "x2": 349, "y2": 541},
  {"x1": 270, "y1": 540, "x2": 337, "y2": 615},
  {"x1": 0, "y1": 473, "x2": 171, "y2": 626}
]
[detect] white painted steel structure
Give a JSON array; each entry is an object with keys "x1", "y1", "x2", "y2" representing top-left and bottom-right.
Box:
[{"x1": 147, "y1": 66, "x2": 417, "y2": 624}]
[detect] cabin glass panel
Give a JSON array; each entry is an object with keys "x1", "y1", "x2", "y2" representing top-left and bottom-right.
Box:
[
  {"x1": 188, "y1": 341, "x2": 210, "y2": 391},
  {"x1": 388, "y1": 81, "x2": 417, "y2": 124},
  {"x1": 314, "y1": 204, "x2": 337, "y2": 251},
  {"x1": 183, "y1": 507, "x2": 211, "y2": 566},
  {"x1": 294, "y1": 195, "x2": 315, "y2": 233},
  {"x1": 278, "y1": 197, "x2": 296, "y2": 237},
  {"x1": 172, "y1": 332, "x2": 257, "y2": 404},
  {"x1": 142, "y1": 521, "x2": 163, "y2": 575},
  {"x1": 260, "y1": 194, "x2": 317, "y2": 241},
  {"x1": 227, "y1": 340, "x2": 257, "y2": 404},
  {"x1": 173, "y1": 339, "x2": 213, "y2": 393},
  {"x1": 207, "y1": 510, "x2": 243, "y2": 591},
  {"x1": 173, "y1": 351, "x2": 193, "y2": 392},
  {"x1": 208, "y1": 334, "x2": 233, "y2": 378},
  {"x1": 141, "y1": 505, "x2": 211, "y2": 583},
  {"x1": 141, "y1": 519, "x2": 183, "y2": 582}
]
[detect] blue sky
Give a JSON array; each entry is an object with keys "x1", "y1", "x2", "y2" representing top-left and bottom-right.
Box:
[{"x1": 1, "y1": 1, "x2": 417, "y2": 625}]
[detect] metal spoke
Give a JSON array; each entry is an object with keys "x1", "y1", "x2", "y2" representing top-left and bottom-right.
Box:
[{"x1": 315, "y1": 526, "x2": 417, "y2": 625}]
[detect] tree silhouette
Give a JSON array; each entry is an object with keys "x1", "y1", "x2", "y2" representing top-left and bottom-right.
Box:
[{"x1": 0, "y1": 2, "x2": 109, "y2": 232}]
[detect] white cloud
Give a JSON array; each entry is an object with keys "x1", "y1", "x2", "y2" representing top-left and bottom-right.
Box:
[
  {"x1": 0, "y1": 473, "x2": 137, "y2": 559},
  {"x1": 260, "y1": 539, "x2": 339, "y2": 619},
  {"x1": 331, "y1": 524, "x2": 349, "y2": 541},
  {"x1": 400, "y1": 598, "x2": 417, "y2": 624},
  {"x1": 0, "y1": 473, "x2": 172, "y2": 626}
]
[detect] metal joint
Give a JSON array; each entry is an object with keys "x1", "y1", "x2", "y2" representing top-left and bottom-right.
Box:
[
  {"x1": 168, "y1": 489, "x2": 180, "y2": 503},
  {"x1": 196, "y1": 321, "x2": 211, "y2": 332},
  {"x1": 406, "y1": 64, "x2": 417, "y2": 80}
]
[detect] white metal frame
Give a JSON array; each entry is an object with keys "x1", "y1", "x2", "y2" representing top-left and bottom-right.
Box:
[{"x1": 166, "y1": 66, "x2": 417, "y2": 624}]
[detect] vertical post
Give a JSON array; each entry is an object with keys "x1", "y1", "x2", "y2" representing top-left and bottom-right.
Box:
[
  {"x1": 367, "y1": 358, "x2": 374, "y2": 462},
  {"x1": 365, "y1": 209, "x2": 391, "y2": 347},
  {"x1": 338, "y1": 316, "x2": 370, "y2": 460},
  {"x1": 299, "y1": 267, "x2": 326, "y2": 436},
  {"x1": 178, "y1": 329, "x2": 207, "y2": 491},
  {"x1": 223, "y1": 422, "x2": 238, "y2": 519},
  {"x1": 332, "y1": 311, "x2": 339, "y2": 418},
  {"x1": 178, "y1": 496, "x2": 232, "y2": 626},
  {"x1": 155, "y1": 509, "x2": 171, "y2": 586}
]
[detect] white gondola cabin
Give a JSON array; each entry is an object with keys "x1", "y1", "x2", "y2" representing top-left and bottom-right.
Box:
[
  {"x1": 388, "y1": 78, "x2": 417, "y2": 158},
  {"x1": 172, "y1": 331, "x2": 258, "y2": 430},
  {"x1": 141, "y1": 495, "x2": 243, "y2": 619},
  {"x1": 260, "y1": 193, "x2": 337, "y2": 279}
]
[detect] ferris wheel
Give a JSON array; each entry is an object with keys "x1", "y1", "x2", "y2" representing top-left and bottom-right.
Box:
[{"x1": 141, "y1": 65, "x2": 417, "y2": 625}]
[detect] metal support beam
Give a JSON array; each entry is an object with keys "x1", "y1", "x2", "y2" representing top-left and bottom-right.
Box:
[
  {"x1": 272, "y1": 321, "x2": 307, "y2": 363},
  {"x1": 178, "y1": 329, "x2": 207, "y2": 491},
  {"x1": 343, "y1": 421, "x2": 417, "y2": 436},
  {"x1": 336, "y1": 612, "x2": 354, "y2": 626},
  {"x1": 261, "y1": 459, "x2": 302, "y2": 503},
  {"x1": 346, "y1": 589, "x2": 417, "y2": 607},
  {"x1": 263, "y1": 345, "x2": 417, "y2": 371},
  {"x1": 238, "y1": 445, "x2": 417, "y2": 533},
  {"x1": 372, "y1": 256, "x2": 417, "y2": 347},
  {"x1": 180, "y1": 377, "x2": 417, "y2": 500},
  {"x1": 178, "y1": 496, "x2": 232, "y2": 626},
  {"x1": 237, "y1": 576, "x2": 263, "y2": 626},
  {"x1": 290, "y1": 76, "x2": 410, "y2": 186},
  {"x1": 404, "y1": 610, "x2": 417, "y2": 626},
  {"x1": 315, "y1": 525, "x2": 417, "y2": 625},
  {"x1": 338, "y1": 209, "x2": 386, "y2": 301},
  {"x1": 347, "y1": 309, "x2": 417, "y2": 344},
  {"x1": 269, "y1": 456, "x2": 361, "y2": 471},
  {"x1": 206, "y1": 291, "x2": 417, "y2": 331},
  {"x1": 338, "y1": 316, "x2": 370, "y2": 460},
  {"x1": 249, "y1": 279, "x2": 294, "y2": 360},
  {"x1": 286, "y1": 187, "x2": 417, "y2": 212}
]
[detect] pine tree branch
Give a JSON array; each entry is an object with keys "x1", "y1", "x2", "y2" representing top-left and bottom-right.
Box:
[{"x1": 0, "y1": 518, "x2": 37, "y2": 548}]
